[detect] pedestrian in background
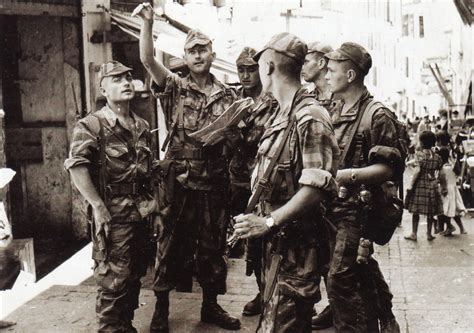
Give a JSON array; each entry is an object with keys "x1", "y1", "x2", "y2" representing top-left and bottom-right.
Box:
[
  {"x1": 438, "y1": 147, "x2": 467, "y2": 235},
  {"x1": 405, "y1": 130, "x2": 444, "y2": 241}
]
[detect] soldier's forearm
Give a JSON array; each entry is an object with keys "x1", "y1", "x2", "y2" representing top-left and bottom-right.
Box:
[
  {"x1": 337, "y1": 163, "x2": 394, "y2": 186},
  {"x1": 139, "y1": 20, "x2": 155, "y2": 65},
  {"x1": 69, "y1": 166, "x2": 105, "y2": 209},
  {"x1": 139, "y1": 19, "x2": 169, "y2": 87},
  {"x1": 271, "y1": 186, "x2": 325, "y2": 227}
]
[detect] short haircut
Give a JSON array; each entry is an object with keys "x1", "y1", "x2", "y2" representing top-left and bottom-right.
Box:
[
  {"x1": 273, "y1": 51, "x2": 302, "y2": 79},
  {"x1": 436, "y1": 131, "x2": 450, "y2": 146},
  {"x1": 437, "y1": 146, "x2": 450, "y2": 164},
  {"x1": 341, "y1": 60, "x2": 365, "y2": 79},
  {"x1": 419, "y1": 130, "x2": 436, "y2": 149},
  {"x1": 439, "y1": 109, "x2": 448, "y2": 117}
]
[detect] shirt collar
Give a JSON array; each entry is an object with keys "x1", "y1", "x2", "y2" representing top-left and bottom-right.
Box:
[{"x1": 101, "y1": 105, "x2": 146, "y2": 136}]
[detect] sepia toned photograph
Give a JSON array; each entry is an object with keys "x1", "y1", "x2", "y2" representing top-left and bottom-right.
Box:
[{"x1": 0, "y1": 0, "x2": 472, "y2": 332}]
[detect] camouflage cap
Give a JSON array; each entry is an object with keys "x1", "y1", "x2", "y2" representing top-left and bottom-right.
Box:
[
  {"x1": 184, "y1": 29, "x2": 212, "y2": 50},
  {"x1": 98, "y1": 60, "x2": 132, "y2": 83},
  {"x1": 236, "y1": 47, "x2": 258, "y2": 66},
  {"x1": 253, "y1": 32, "x2": 307, "y2": 64},
  {"x1": 307, "y1": 41, "x2": 333, "y2": 56},
  {"x1": 325, "y1": 42, "x2": 372, "y2": 75}
]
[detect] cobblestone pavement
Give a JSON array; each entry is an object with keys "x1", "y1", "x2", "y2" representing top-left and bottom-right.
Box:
[{"x1": 2, "y1": 211, "x2": 473, "y2": 332}]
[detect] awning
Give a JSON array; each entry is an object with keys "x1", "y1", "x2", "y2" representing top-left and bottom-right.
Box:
[{"x1": 110, "y1": 9, "x2": 237, "y2": 77}]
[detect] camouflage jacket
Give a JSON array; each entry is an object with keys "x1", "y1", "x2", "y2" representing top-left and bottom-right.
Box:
[
  {"x1": 65, "y1": 106, "x2": 155, "y2": 222},
  {"x1": 153, "y1": 73, "x2": 238, "y2": 191},
  {"x1": 229, "y1": 88, "x2": 276, "y2": 188}
]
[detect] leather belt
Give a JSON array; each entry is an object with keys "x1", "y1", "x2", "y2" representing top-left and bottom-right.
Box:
[{"x1": 107, "y1": 181, "x2": 150, "y2": 196}]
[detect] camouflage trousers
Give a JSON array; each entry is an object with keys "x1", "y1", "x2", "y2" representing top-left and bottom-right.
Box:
[
  {"x1": 153, "y1": 185, "x2": 229, "y2": 294},
  {"x1": 92, "y1": 221, "x2": 150, "y2": 332},
  {"x1": 327, "y1": 206, "x2": 394, "y2": 333},
  {"x1": 259, "y1": 234, "x2": 321, "y2": 333}
]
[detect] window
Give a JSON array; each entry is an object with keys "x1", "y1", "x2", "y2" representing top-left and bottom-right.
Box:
[
  {"x1": 419, "y1": 16, "x2": 424, "y2": 38},
  {"x1": 402, "y1": 14, "x2": 409, "y2": 36},
  {"x1": 405, "y1": 57, "x2": 409, "y2": 78}
]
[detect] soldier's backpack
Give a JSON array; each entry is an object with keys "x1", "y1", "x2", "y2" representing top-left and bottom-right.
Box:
[{"x1": 349, "y1": 100, "x2": 407, "y2": 245}]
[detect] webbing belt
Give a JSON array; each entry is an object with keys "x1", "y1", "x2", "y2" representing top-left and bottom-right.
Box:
[{"x1": 107, "y1": 181, "x2": 150, "y2": 195}]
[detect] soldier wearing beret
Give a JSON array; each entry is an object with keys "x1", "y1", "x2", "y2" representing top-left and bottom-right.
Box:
[
  {"x1": 65, "y1": 61, "x2": 156, "y2": 332},
  {"x1": 302, "y1": 41, "x2": 334, "y2": 111},
  {"x1": 135, "y1": 3, "x2": 241, "y2": 331},
  {"x1": 324, "y1": 42, "x2": 402, "y2": 332},
  {"x1": 234, "y1": 32, "x2": 340, "y2": 332},
  {"x1": 230, "y1": 47, "x2": 275, "y2": 317}
]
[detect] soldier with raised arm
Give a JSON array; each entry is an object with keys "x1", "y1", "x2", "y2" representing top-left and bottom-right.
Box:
[{"x1": 135, "y1": 3, "x2": 241, "y2": 332}]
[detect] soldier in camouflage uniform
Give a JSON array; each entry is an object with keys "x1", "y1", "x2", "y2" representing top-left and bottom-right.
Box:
[
  {"x1": 136, "y1": 3, "x2": 241, "y2": 331},
  {"x1": 65, "y1": 61, "x2": 156, "y2": 332},
  {"x1": 302, "y1": 41, "x2": 334, "y2": 111},
  {"x1": 234, "y1": 33, "x2": 340, "y2": 333},
  {"x1": 229, "y1": 47, "x2": 275, "y2": 317},
  {"x1": 302, "y1": 41, "x2": 336, "y2": 330},
  {"x1": 325, "y1": 43, "x2": 402, "y2": 333}
]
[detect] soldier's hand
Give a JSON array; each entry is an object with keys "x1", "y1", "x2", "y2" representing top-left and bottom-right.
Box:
[
  {"x1": 92, "y1": 203, "x2": 112, "y2": 238},
  {"x1": 152, "y1": 214, "x2": 165, "y2": 241},
  {"x1": 132, "y1": 2, "x2": 154, "y2": 21},
  {"x1": 234, "y1": 214, "x2": 270, "y2": 239}
]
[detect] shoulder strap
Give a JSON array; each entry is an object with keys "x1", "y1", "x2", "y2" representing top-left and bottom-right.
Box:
[
  {"x1": 339, "y1": 99, "x2": 375, "y2": 167},
  {"x1": 244, "y1": 96, "x2": 313, "y2": 214},
  {"x1": 358, "y1": 100, "x2": 385, "y2": 134},
  {"x1": 91, "y1": 114, "x2": 107, "y2": 199}
]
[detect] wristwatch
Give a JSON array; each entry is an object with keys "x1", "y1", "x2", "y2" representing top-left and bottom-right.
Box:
[{"x1": 265, "y1": 215, "x2": 276, "y2": 229}]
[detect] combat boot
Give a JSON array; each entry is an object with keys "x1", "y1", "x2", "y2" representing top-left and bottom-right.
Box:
[
  {"x1": 380, "y1": 317, "x2": 401, "y2": 333},
  {"x1": 242, "y1": 292, "x2": 261, "y2": 316},
  {"x1": 201, "y1": 301, "x2": 241, "y2": 330},
  {"x1": 150, "y1": 292, "x2": 169, "y2": 333},
  {"x1": 311, "y1": 305, "x2": 333, "y2": 330}
]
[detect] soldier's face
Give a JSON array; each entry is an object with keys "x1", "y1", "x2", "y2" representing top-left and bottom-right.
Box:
[
  {"x1": 184, "y1": 44, "x2": 215, "y2": 74},
  {"x1": 325, "y1": 60, "x2": 349, "y2": 94},
  {"x1": 302, "y1": 53, "x2": 321, "y2": 82},
  {"x1": 100, "y1": 73, "x2": 135, "y2": 102},
  {"x1": 237, "y1": 65, "x2": 260, "y2": 90}
]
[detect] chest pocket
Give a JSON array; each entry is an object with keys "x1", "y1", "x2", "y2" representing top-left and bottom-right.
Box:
[
  {"x1": 182, "y1": 95, "x2": 202, "y2": 130},
  {"x1": 105, "y1": 144, "x2": 130, "y2": 173}
]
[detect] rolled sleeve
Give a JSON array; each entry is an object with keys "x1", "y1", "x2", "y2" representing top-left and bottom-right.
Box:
[
  {"x1": 64, "y1": 118, "x2": 98, "y2": 171},
  {"x1": 369, "y1": 109, "x2": 404, "y2": 173},
  {"x1": 297, "y1": 118, "x2": 339, "y2": 196},
  {"x1": 150, "y1": 73, "x2": 180, "y2": 99}
]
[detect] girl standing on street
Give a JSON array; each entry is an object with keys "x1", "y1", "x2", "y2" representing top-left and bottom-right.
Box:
[
  {"x1": 405, "y1": 131, "x2": 444, "y2": 241},
  {"x1": 437, "y1": 147, "x2": 467, "y2": 235}
]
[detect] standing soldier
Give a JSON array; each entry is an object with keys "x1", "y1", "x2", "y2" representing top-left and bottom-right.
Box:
[
  {"x1": 135, "y1": 3, "x2": 241, "y2": 332},
  {"x1": 302, "y1": 41, "x2": 334, "y2": 110},
  {"x1": 230, "y1": 47, "x2": 275, "y2": 317},
  {"x1": 325, "y1": 42, "x2": 402, "y2": 332},
  {"x1": 234, "y1": 32, "x2": 340, "y2": 332},
  {"x1": 65, "y1": 61, "x2": 157, "y2": 332},
  {"x1": 302, "y1": 41, "x2": 336, "y2": 330}
]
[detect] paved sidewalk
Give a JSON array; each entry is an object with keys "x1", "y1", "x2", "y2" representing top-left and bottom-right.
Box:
[{"x1": 2, "y1": 212, "x2": 473, "y2": 332}]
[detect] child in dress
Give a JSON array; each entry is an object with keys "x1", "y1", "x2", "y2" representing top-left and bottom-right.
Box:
[
  {"x1": 405, "y1": 131, "x2": 444, "y2": 241},
  {"x1": 437, "y1": 147, "x2": 467, "y2": 235}
]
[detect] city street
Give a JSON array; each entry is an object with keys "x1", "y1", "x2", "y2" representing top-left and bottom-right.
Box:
[{"x1": 2, "y1": 209, "x2": 473, "y2": 332}]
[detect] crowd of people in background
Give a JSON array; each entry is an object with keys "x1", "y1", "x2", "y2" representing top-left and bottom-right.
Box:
[{"x1": 403, "y1": 108, "x2": 471, "y2": 241}]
